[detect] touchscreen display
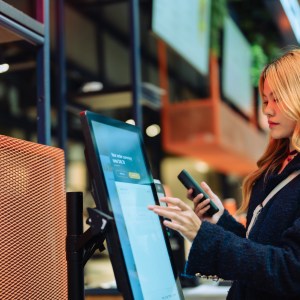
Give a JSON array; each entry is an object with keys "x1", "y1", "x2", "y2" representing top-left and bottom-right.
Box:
[{"x1": 82, "y1": 112, "x2": 183, "y2": 300}]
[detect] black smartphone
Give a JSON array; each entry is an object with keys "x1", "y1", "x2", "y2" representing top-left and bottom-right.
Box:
[
  {"x1": 177, "y1": 169, "x2": 219, "y2": 216},
  {"x1": 154, "y1": 179, "x2": 167, "y2": 207}
]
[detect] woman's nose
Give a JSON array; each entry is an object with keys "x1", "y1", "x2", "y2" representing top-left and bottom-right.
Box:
[{"x1": 263, "y1": 103, "x2": 275, "y2": 116}]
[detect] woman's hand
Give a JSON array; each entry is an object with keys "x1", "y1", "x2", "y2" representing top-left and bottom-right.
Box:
[
  {"x1": 187, "y1": 181, "x2": 224, "y2": 224},
  {"x1": 148, "y1": 197, "x2": 201, "y2": 243}
]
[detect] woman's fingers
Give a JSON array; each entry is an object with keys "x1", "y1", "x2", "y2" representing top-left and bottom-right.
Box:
[
  {"x1": 200, "y1": 181, "x2": 216, "y2": 199},
  {"x1": 151, "y1": 206, "x2": 179, "y2": 220},
  {"x1": 162, "y1": 219, "x2": 184, "y2": 233},
  {"x1": 149, "y1": 204, "x2": 188, "y2": 222},
  {"x1": 154, "y1": 208, "x2": 200, "y2": 242},
  {"x1": 186, "y1": 188, "x2": 194, "y2": 200},
  {"x1": 193, "y1": 195, "x2": 209, "y2": 208},
  {"x1": 159, "y1": 196, "x2": 191, "y2": 211},
  {"x1": 194, "y1": 200, "x2": 211, "y2": 217}
]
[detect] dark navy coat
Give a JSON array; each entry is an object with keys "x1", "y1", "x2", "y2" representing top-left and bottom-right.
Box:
[{"x1": 185, "y1": 155, "x2": 300, "y2": 300}]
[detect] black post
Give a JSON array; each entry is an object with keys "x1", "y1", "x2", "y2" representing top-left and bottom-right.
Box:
[
  {"x1": 66, "y1": 192, "x2": 84, "y2": 300},
  {"x1": 129, "y1": 0, "x2": 143, "y2": 128},
  {"x1": 55, "y1": 0, "x2": 67, "y2": 152}
]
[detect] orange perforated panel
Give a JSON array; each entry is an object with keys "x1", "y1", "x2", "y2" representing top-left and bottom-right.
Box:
[{"x1": 0, "y1": 135, "x2": 67, "y2": 300}]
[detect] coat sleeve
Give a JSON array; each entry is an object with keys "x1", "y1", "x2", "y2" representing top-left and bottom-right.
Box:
[
  {"x1": 184, "y1": 217, "x2": 300, "y2": 297},
  {"x1": 216, "y1": 209, "x2": 246, "y2": 237}
]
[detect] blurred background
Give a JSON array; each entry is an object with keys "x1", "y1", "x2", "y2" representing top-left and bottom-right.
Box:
[{"x1": 0, "y1": 0, "x2": 299, "y2": 297}]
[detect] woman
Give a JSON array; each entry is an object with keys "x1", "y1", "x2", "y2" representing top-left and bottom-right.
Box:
[{"x1": 148, "y1": 48, "x2": 300, "y2": 299}]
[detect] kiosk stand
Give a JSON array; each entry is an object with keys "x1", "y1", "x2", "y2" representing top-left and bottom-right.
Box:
[{"x1": 66, "y1": 192, "x2": 113, "y2": 300}]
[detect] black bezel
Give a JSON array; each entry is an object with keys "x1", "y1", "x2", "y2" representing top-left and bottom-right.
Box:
[{"x1": 80, "y1": 110, "x2": 184, "y2": 300}]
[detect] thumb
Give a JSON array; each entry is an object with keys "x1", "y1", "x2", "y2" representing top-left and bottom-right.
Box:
[{"x1": 200, "y1": 181, "x2": 215, "y2": 198}]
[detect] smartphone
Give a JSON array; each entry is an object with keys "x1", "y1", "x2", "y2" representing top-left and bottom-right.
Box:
[
  {"x1": 154, "y1": 179, "x2": 173, "y2": 233},
  {"x1": 154, "y1": 179, "x2": 167, "y2": 206},
  {"x1": 177, "y1": 169, "x2": 219, "y2": 216}
]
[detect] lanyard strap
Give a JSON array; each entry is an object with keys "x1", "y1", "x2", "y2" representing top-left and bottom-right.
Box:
[{"x1": 246, "y1": 170, "x2": 300, "y2": 238}]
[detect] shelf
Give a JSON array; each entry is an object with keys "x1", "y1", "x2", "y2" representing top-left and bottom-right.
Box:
[
  {"x1": 0, "y1": 0, "x2": 44, "y2": 44},
  {"x1": 158, "y1": 44, "x2": 268, "y2": 176},
  {"x1": 162, "y1": 100, "x2": 267, "y2": 175}
]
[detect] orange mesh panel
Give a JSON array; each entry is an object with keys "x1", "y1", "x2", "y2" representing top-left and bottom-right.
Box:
[{"x1": 0, "y1": 135, "x2": 68, "y2": 300}]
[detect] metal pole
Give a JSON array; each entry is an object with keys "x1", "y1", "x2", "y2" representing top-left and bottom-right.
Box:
[
  {"x1": 36, "y1": 0, "x2": 51, "y2": 145},
  {"x1": 55, "y1": 0, "x2": 67, "y2": 152},
  {"x1": 66, "y1": 192, "x2": 84, "y2": 300},
  {"x1": 129, "y1": 0, "x2": 143, "y2": 128}
]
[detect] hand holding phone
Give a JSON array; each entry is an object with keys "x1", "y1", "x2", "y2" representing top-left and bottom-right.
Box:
[{"x1": 177, "y1": 169, "x2": 219, "y2": 217}]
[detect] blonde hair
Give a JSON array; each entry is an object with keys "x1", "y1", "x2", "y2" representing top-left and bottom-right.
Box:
[{"x1": 239, "y1": 48, "x2": 300, "y2": 213}]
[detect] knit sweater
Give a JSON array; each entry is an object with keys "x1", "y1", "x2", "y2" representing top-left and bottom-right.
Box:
[{"x1": 184, "y1": 155, "x2": 300, "y2": 300}]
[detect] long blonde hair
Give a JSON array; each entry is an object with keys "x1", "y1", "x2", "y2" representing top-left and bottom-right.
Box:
[{"x1": 239, "y1": 48, "x2": 300, "y2": 213}]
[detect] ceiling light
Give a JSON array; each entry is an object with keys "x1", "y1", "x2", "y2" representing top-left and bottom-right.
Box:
[
  {"x1": 0, "y1": 63, "x2": 9, "y2": 73},
  {"x1": 146, "y1": 124, "x2": 161, "y2": 137},
  {"x1": 126, "y1": 119, "x2": 135, "y2": 125},
  {"x1": 81, "y1": 81, "x2": 103, "y2": 93}
]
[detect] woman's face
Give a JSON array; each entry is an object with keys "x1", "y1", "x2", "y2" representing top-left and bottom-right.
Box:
[{"x1": 262, "y1": 79, "x2": 296, "y2": 140}]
